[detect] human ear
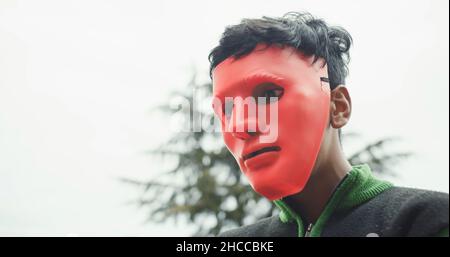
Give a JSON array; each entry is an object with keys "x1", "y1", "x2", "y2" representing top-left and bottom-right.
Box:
[{"x1": 329, "y1": 85, "x2": 352, "y2": 129}]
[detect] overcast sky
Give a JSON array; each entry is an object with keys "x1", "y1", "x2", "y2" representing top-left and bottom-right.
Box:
[{"x1": 0, "y1": 0, "x2": 448, "y2": 236}]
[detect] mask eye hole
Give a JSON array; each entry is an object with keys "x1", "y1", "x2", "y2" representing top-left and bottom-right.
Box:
[{"x1": 252, "y1": 82, "x2": 284, "y2": 104}]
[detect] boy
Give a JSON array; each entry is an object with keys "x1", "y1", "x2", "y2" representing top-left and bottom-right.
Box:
[{"x1": 208, "y1": 12, "x2": 448, "y2": 237}]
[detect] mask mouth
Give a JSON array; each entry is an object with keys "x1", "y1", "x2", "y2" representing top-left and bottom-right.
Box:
[{"x1": 243, "y1": 146, "x2": 281, "y2": 161}]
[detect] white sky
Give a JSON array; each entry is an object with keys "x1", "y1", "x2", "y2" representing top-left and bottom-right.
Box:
[{"x1": 0, "y1": 0, "x2": 448, "y2": 236}]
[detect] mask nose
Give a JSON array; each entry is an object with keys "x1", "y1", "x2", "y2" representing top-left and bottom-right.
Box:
[
  {"x1": 230, "y1": 118, "x2": 259, "y2": 140},
  {"x1": 224, "y1": 97, "x2": 264, "y2": 140},
  {"x1": 232, "y1": 130, "x2": 257, "y2": 140}
]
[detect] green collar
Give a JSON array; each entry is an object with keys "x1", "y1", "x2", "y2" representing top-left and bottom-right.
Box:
[{"x1": 273, "y1": 164, "x2": 393, "y2": 237}]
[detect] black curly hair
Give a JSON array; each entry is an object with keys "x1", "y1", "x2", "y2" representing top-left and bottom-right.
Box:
[{"x1": 208, "y1": 12, "x2": 352, "y2": 90}]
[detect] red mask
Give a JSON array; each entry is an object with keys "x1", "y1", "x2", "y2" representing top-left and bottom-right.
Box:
[{"x1": 212, "y1": 45, "x2": 330, "y2": 200}]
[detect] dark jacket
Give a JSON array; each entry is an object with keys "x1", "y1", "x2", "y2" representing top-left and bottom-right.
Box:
[{"x1": 219, "y1": 165, "x2": 449, "y2": 237}]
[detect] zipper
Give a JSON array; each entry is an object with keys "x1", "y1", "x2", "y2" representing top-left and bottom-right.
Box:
[{"x1": 304, "y1": 223, "x2": 313, "y2": 237}]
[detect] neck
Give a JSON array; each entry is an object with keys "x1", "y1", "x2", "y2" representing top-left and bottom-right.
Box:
[{"x1": 284, "y1": 135, "x2": 352, "y2": 225}]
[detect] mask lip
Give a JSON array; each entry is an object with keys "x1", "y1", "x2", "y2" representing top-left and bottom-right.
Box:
[{"x1": 243, "y1": 146, "x2": 281, "y2": 161}]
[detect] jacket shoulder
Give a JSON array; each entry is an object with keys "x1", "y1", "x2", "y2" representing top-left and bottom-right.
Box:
[
  {"x1": 379, "y1": 187, "x2": 449, "y2": 236},
  {"x1": 324, "y1": 186, "x2": 449, "y2": 237}
]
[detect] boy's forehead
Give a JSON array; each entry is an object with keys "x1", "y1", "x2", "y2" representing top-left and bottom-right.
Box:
[{"x1": 212, "y1": 45, "x2": 325, "y2": 94}]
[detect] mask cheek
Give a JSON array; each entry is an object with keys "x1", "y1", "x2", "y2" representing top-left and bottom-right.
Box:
[{"x1": 222, "y1": 133, "x2": 239, "y2": 159}]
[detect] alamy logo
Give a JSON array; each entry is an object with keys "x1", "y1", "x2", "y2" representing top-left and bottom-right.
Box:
[{"x1": 169, "y1": 86, "x2": 280, "y2": 143}]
